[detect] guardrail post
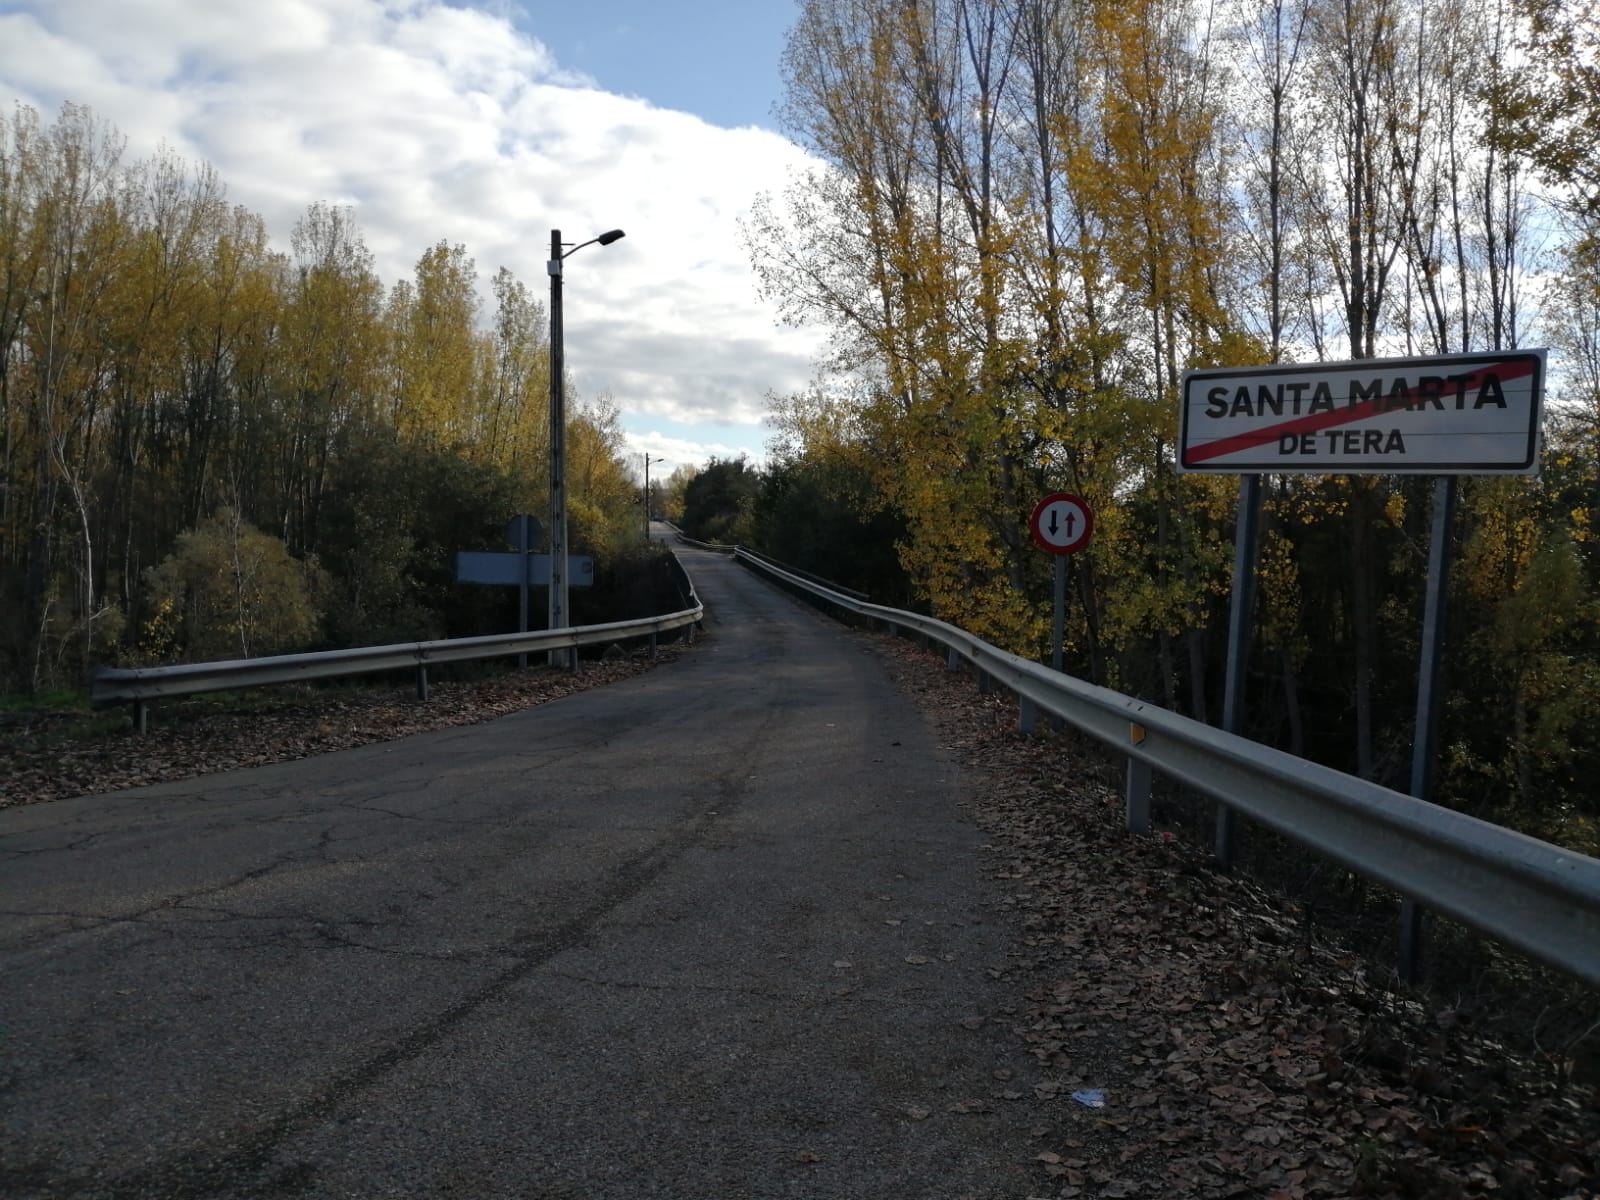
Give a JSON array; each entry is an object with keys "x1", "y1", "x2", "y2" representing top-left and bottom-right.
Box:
[
  {"x1": 132, "y1": 698, "x2": 149, "y2": 735},
  {"x1": 1215, "y1": 807, "x2": 1238, "y2": 871},
  {"x1": 977, "y1": 669, "x2": 992, "y2": 695},
  {"x1": 946, "y1": 647, "x2": 961, "y2": 672},
  {"x1": 1018, "y1": 696, "x2": 1038, "y2": 733},
  {"x1": 1398, "y1": 898, "x2": 1424, "y2": 983},
  {"x1": 416, "y1": 664, "x2": 429, "y2": 701},
  {"x1": 650, "y1": 630, "x2": 658, "y2": 660},
  {"x1": 1124, "y1": 756, "x2": 1152, "y2": 834},
  {"x1": 1125, "y1": 722, "x2": 1151, "y2": 833}
]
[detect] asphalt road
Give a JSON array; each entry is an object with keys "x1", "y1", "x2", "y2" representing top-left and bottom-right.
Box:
[{"x1": 1, "y1": 542, "x2": 1049, "y2": 1199}]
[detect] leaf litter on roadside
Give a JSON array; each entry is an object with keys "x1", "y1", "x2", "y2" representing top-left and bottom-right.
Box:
[{"x1": 873, "y1": 632, "x2": 1598, "y2": 1200}]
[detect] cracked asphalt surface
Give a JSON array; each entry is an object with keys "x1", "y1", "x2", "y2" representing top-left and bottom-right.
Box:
[{"x1": 1, "y1": 542, "x2": 1048, "y2": 1199}]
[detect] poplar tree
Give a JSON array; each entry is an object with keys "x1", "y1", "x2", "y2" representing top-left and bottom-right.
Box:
[{"x1": 0, "y1": 103, "x2": 648, "y2": 691}]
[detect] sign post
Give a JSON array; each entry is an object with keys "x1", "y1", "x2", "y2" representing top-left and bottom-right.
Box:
[
  {"x1": 1178, "y1": 349, "x2": 1546, "y2": 980},
  {"x1": 506, "y1": 515, "x2": 543, "y2": 668},
  {"x1": 1214, "y1": 474, "x2": 1262, "y2": 869},
  {"x1": 1029, "y1": 493, "x2": 1095, "y2": 677}
]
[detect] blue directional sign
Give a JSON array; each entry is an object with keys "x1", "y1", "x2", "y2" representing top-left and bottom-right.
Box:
[{"x1": 454, "y1": 552, "x2": 594, "y2": 587}]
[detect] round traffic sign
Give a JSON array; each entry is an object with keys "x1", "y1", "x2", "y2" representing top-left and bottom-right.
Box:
[{"x1": 1029, "y1": 493, "x2": 1094, "y2": 555}]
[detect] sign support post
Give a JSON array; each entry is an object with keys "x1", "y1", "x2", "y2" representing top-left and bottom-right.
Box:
[
  {"x1": 1052, "y1": 556, "x2": 1068, "y2": 674},
  {"x1": 1215, "y1": 474, "x2": 1263, "y2": 870},
  {"x1": 510, "y1": 515, "x2": 535, "y2": 668},
  {"x1": 1400, "y1": 474, "x2": 1460, "y2": 981}
]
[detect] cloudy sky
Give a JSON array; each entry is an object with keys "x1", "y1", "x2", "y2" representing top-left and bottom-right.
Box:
[{"x1": 0, "y1": 0, "x2": 825, "y2": 477}]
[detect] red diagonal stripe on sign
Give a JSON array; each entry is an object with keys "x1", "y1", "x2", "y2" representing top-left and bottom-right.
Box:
[{"x1": 1186, "y1": 359, "x2": 1537, "y2": 465}]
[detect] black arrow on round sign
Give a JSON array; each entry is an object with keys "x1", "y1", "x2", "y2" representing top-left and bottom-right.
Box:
[{"x1": 1029, "y1": 492, "x2": 1094, "y2": 556}]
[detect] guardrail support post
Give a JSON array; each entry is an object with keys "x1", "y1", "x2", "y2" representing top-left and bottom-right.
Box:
[
  {"x1": 977, "y1": 669, "x2": 992, "y2": 695},
  {"x1": 1215, "y1": 807, "x2": 1238, "y2": 871},
  {"x1": 1019, "y1": 696, "x2": 1037, "y2": 734},
  {"x1": 1398, "y1": 898, "x2": 1425, "y2": 983},
  {"x1": 416, "y1": 664, "x2": 429, "y2": 701},
  {"x1": 132, "y1": 699, "x2": 148, "y2": 735},
  {"x1": 650, "y1": 630, "x2": 658, "y2": 660},
  {"x1": 946, "y1": 647, "x2": 961, "y2": 672},
  {"x1": 1124, "y1": 757, "x2": 1152, "y2": 834}
]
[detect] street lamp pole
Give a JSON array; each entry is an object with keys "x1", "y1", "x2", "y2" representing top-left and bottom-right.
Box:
[
  {"x1": 548, "y1": 230, "x2": 567, "y2": 667},
  {"x1": 548, "y1": 226, "x2": 625, "y2": 668},
  {"x1": 643, "y1": 454, "x2": 664, "y2": 542}
]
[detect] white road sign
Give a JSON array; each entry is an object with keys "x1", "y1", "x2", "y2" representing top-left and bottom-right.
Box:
[{"x1": 1178, "y1": 350, "x2": 1545, "y2": 475}]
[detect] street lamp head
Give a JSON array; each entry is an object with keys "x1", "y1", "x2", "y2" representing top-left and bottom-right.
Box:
[{"x1": 556, "y1": 228, "x2": 627, "y2": 263}]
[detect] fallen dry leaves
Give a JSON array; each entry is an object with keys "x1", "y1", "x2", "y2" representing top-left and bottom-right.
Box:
[{"x1": 873, "y1": 632, "x2": 1599, "y2": 1200}]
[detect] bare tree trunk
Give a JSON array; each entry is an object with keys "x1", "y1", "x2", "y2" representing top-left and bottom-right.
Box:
[{"x1": 228, "y1": 506, "x2": 250, "y2": 659}]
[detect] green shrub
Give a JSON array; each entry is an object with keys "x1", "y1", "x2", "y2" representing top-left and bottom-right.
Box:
[{"x1": 141, "y1": 509, "x2": 326, "y2": 662}]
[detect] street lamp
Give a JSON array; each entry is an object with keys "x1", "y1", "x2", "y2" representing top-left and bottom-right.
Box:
[
  {"x1": 548, "y1": 226, "x2": 625, "y2": 668},
  {"x1": 643, "y1": 454, "x2": 664, "y2": 542}
]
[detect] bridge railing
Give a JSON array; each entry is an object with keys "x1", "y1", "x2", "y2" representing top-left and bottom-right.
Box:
[
  {"x1": 94, "y1": 569, "x2": 704, "y2": 734},
  {"x1": 722, "y1": 543, "x2": 1600, "y2": 989}
]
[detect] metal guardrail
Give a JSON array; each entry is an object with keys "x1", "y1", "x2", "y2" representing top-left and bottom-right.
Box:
[
  {"x1": 94, "y1": 570, "x2": 704, "y2": 733},
  {"x1": 735, "y1": 545, "x2": 870, "y2": 602},
  {"x1": 728, "y1": 546, "x2": 1600, "y2": 989},
  {"x1": 670, "y1": 531, "x2": 733, "y2": 553},
  {"x1": 670, "y1": 532, "x2": 870, "y2": 601}
]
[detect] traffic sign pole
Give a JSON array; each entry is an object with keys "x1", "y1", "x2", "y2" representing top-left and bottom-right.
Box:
[
  {"x1": 1399, "y1": 473, "x2": 1460, "y2": 983},
  {"x1": 1052, "y1": 557, "x2": 1067, "y2": 674},
  {"x1": 1216, "y1": 474, "x2": 1263, "y2": 870}
]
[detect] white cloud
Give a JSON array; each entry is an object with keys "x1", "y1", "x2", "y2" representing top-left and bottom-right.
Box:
[
  {"x1": 621, "y1": 432, "x2": 763, "y2": 485},
  {"x1": 0, "y1": 0, "x2": 824, "y2": 456}
]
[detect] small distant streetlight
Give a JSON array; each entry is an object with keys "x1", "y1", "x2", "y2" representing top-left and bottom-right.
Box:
[
  {"x1": 548, "y1": 227, "x2": 625, "y2": 668},
  {"x1": 643, "y1": 454, "x2": 665, "y2": 542}
]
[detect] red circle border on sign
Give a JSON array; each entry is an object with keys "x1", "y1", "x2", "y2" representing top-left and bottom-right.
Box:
[{"x1": 1029, "y1": 493, "x2": 1094, "y2": 555}]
